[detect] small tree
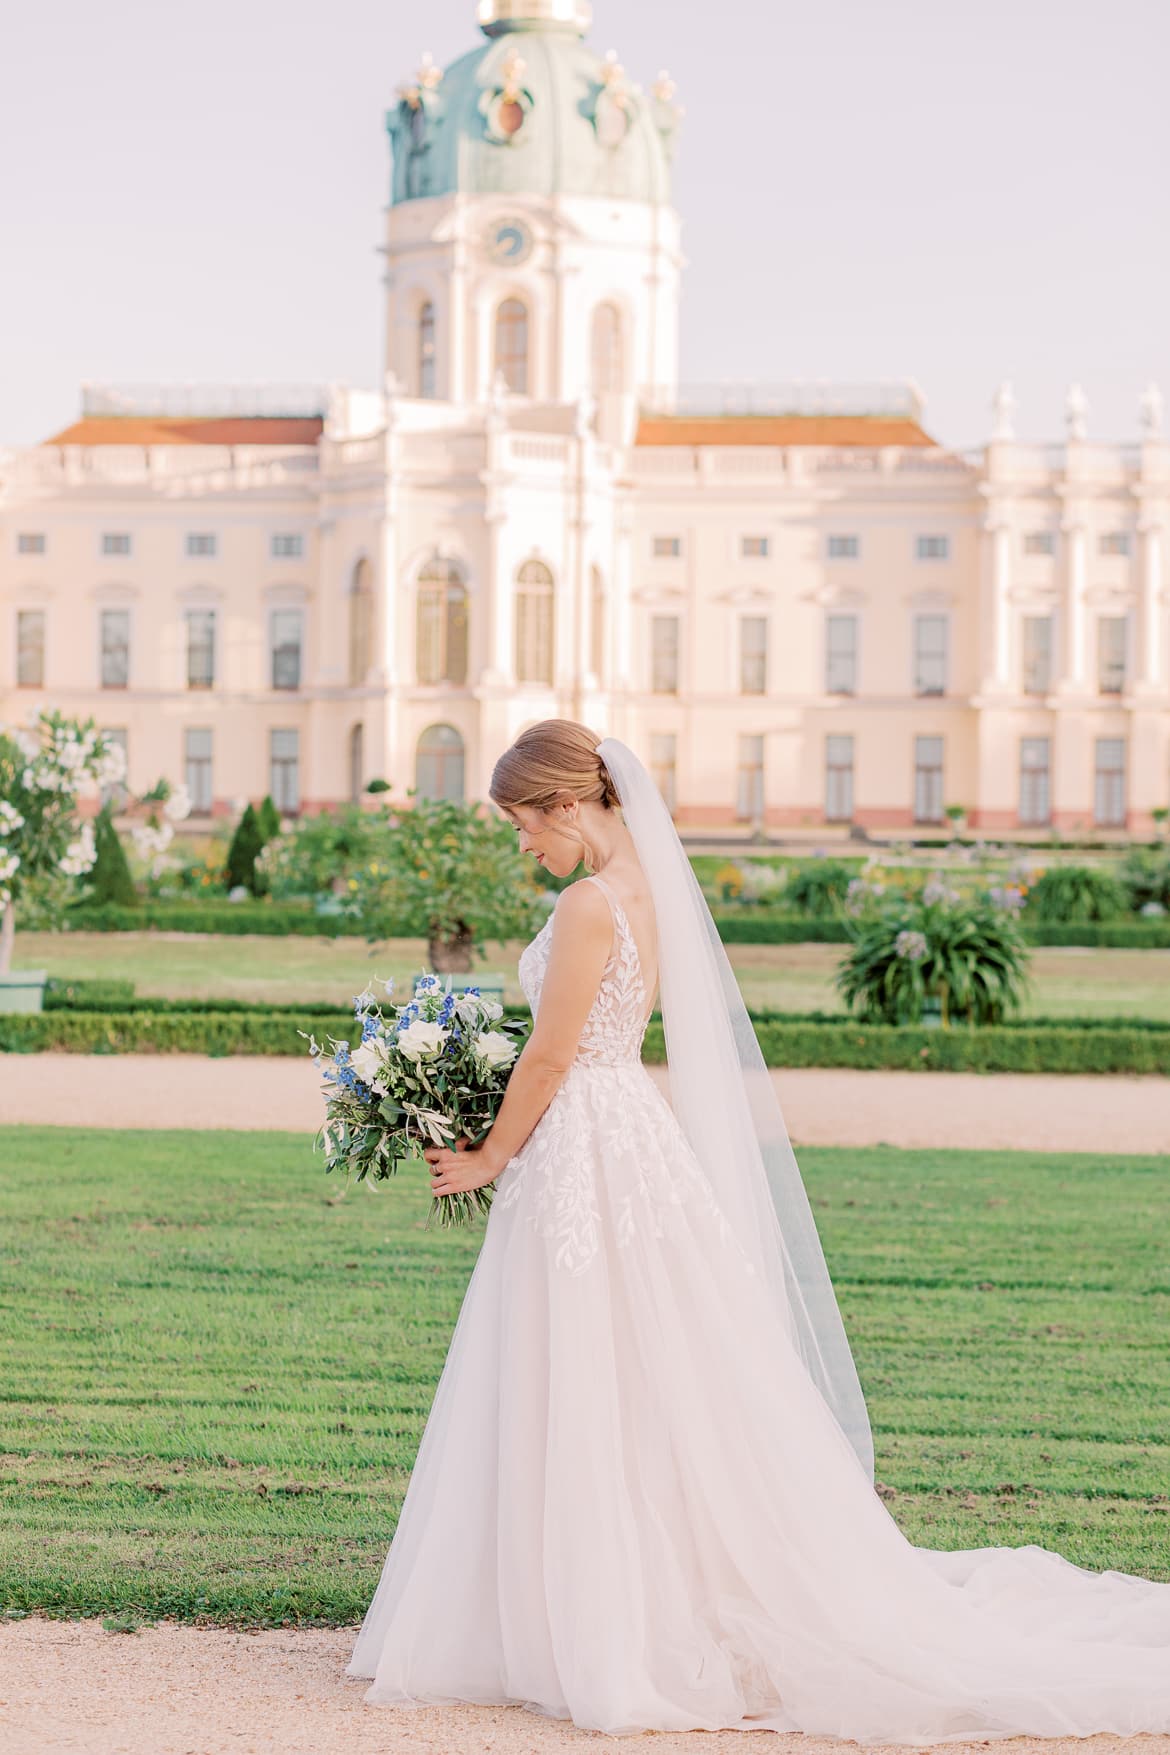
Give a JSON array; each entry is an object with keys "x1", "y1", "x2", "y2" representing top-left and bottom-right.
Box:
[
  {"x1": 89, "y1": 803, "x2": 138, "y2": 906},
  {"x1": 350, "y1": 791, "x2": 548, "y2": 971},
  {"x1": 225, "y1": 803, "x2": 265, "y2": 894},
  {"x1": 257, "y1": 793, "x2": 282, "y2": 844},
  {"x1": 0, "y1": 707, "x2": 184, "y2": 975}
]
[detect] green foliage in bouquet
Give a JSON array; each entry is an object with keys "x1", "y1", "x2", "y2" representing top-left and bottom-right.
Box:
[
  {"x1": 299, "y1": 974, "x2": 531, "y2": 1228},
  {"x1": 225, "y1": 804, "x2": 265, "y2": 894},
  {"x1": 89, "y1": 804, "x2": 138, "y2": 906},
  {"x1": 1024, "y1": 864, "x2": 1127, "y2": 923},
  {"x1": 349, "y1": 792, "x2": 549, "y2": 967},
  {"x1": 835, "y1": 884, "x2": 1031, "y2": 1028}
]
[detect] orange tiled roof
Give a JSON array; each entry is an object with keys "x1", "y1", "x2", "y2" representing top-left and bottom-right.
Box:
[
  {"x1": 43, "y1": 415, "x2": 325, "y2": 448},
  {"x1": 634, "y1": 413, "x2": 936, "y2": 448}
]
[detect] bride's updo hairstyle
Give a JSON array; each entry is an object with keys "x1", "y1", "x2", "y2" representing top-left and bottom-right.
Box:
[{"x1": 489, "y1": 719, "x2": 620, "y2": 872}]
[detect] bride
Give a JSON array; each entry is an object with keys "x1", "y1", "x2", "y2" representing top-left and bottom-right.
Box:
[{"x1": 345, "y1": 718, "x2": 1170, "y2": 1744}]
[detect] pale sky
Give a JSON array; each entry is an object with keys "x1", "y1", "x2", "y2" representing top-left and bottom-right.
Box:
[{"x1": 3, "y1": 0, "x2": 1168, "y2": 449}]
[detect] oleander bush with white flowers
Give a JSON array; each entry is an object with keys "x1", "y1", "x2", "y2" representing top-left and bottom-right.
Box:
[
  {"x1": 0, "y1": 707, "x2": 189, "y2": 976},
  {"x1": 299, "y1": 972, "x2": 532, "y2": 1228}
]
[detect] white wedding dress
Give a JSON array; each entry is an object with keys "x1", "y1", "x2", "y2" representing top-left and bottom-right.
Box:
[{"x1": 346, "y1": 872, "x2": 1170, "y2": 1744}]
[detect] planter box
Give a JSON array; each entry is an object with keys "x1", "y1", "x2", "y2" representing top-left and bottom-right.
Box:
[{"x1": 0, "y1": 969, "x2": 48, "y2": 1013}]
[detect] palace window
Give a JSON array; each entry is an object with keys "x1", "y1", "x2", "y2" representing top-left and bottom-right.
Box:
[
  {"x1": 185, "y1": 608, "x2": 216, "y2": 689},
  {"x1": 1097, "y1": 615, "x2": 1127, "y2": 695},
  {"x1": 825, "y1": 734, "x2": 854, "y2": 822},
  {"x1": 494, "y1": 298, "x2": 529, "y2": 394},
  {"x1": 1023, "y1": 531, "x2": 1055, "y2": 556},
  {"x1": 916, "y1": 534, "x2": 949, "y2": 561},
  {"x1": 100, "y1": 608, "x2": 130, "y2": 688},
  {"x1": 1022, "y1": 615, "x2": 1053, "y2": 695},
  {"x1": 741, "y1": 534, "x2": 769, "y2": 558},
  {"x1": 269, "y1": 728, "x2": 300, "y2": 813},
  {"x1": 101, "y1": 532, "x2": 132, "y2": 556},
  {"x1": 826, "y1": 613, "x2": 858, "y2": 695},
  {"x1": 16, "y1": 610, "x2": 45, "y2": 687},
  {"x1": 184, "y1": 727, "x2": 213, "y2": 814},
  {"x1": 650, "y1": 614, "x2": 679, "y2": 694},
  {"x1": 590, "y1": 303, "x2": 623, "y2": 397},
  {"x1": 416, "y1": 723, "x2": 465, "y2": 802},
  {"x1": 186, "y1": 532, "x2": 217, "y2": 558},
  {"x1": 417, "y1": 558, "x2": 468, "y2": 685},
  {"x1": 736, "y1": 734, "x2": 764, "y2": 822},
  {"x1": 913, "y1": 613, "x2": 947, "y2": 695},
  {"x1": 652, "y1": 535, "x2": 682, "y2": 558},
  {"x1": 349, "y1": 722, "x2": 364, "y2": 803},
  {"x1": 827, "y1": 533, "x2": 859, "y2": 560},
  {"x1": 271, "y1": 533, "x2": 304, "y2": 558},
  {"x1": 650, "y1": 732, "x2": 677, "y2": 815},
  {"x1": 1094, "y1": 737, "x2": 1126, "y2": 827},
  {"x1": 739, "y1": 615, "x2": 768, "y2": 694},
  {"x1": 515, "y1": 559, "x2": 554, "y2": 684},
  {"x1": 17, "y1": 532, "x2": 45, "y2": 555},
  {"x1": 270, "y1": 609, "x2": 303, "y2": 690},
  {"x1": 1019, "y1": 737, "x2": 1051, "y2": 826},
  {"x1": 913, "y1": 735, "x2": 944, "y2": 824},
  {"x1": 1099, "y1": 531, "x2": 1132, "y2": 557}
]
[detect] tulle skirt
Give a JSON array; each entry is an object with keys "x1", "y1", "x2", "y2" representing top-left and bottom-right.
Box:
[{"x1": 345, "y1": 1061, "x2": 1170, "y2": 1744}]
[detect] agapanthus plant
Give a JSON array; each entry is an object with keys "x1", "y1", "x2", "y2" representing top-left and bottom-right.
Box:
[{"x1": 299, "y1": 973, "x2": 531, "y2": 1228}]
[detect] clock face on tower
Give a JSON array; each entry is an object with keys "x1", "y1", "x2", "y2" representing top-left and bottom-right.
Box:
[{"x1": 486, "y1": 217, "x2": 533, "y2": 265}]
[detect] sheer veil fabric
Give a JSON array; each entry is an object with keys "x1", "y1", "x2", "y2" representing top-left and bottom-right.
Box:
[
  {"x1": 345, "y1": 735, "x2": 1170, "y2": 1743},
  {"x1": 595, "y1": 735, "x2": 875, "y2": 1479}
]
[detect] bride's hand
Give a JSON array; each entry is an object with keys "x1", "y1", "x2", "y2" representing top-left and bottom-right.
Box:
[{"x1": 423, "y1": 1136, "x2": 500, "y2": 1197}]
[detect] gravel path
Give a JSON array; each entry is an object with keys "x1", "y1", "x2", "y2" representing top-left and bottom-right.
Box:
[
  {"x1": 3, "y1": 1053, "x2": 1167, "y2": 1152},
  {"x1": 3, "y1": 1615, "x2": 1167, "y2": 1755}
]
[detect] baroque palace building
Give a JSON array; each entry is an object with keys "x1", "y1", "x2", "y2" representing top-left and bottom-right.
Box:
[{"x1": 2, "y1": 0, "x2": 1168, "y2": 835}]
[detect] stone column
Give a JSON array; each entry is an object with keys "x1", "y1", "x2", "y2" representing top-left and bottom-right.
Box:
[
  {"x1": 1139, "y1": 518, "x2": 1164, "y2": 688},
  {"x1": 1059, "y1": 517, "x2": 1088, "y2": 688},
  {"x1": 989, "y1": 518, "x2": 1011, "y2": 684}
]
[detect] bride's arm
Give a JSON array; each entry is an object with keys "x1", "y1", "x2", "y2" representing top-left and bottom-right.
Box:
[{"x1": 426, "y1": 880, "x2": 614, "y2": 1188}]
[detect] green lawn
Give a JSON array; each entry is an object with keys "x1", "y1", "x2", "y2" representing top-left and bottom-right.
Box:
[
  {"x1": 14, "y1": 930, "x2": 1170, "y2": 1020},
  {"x1": 2, "y1": 1128, "x2": 1168, "y2": 1629}
]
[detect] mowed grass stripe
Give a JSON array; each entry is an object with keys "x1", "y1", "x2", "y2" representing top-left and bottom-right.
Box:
[{"x1": 1, "y1": 1124, "x2": 1168, "y2": 1625}]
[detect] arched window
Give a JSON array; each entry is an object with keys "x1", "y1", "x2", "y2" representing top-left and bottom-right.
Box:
[
  {"x1": 418, "y1": 301, "x2": 436, "y2": 399},
  {"x1": 494, "y1": 298, "x2": 529, "y2": 394},
  {"x1": 416, "y1": 558, "x2": 468, "y2": 685},
  {"x1": 348, "y1": 722, "x2": 364, "y2": 803},
  {"x1": 515, "y1": 558, "x2": 554, "y2": 684},
  {"x1": 348, "y1": 558, "x2": 374, "y2": 686},
  {"x1": 590, "y1": 564, "x2": 606, "y2": 680},
  {"x1": 590, "y1": 302, "x2": 623, "y2": 398},
  {"x1": 415, "y1": 723, "x2": 465, "y2": 802}
]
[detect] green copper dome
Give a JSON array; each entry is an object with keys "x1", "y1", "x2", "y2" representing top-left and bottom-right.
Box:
[{"x1": 388, "y1": 5, "x2": 681, "y2": 207}]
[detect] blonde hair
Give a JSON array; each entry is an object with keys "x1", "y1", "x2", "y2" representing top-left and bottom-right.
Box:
[{"x1": 489, "y1": 720, "x2": 620, "y2": 870}]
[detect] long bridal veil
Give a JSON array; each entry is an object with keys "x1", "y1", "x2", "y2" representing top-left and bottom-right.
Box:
[{"x1": 595, "y1": 735, "x2": 874, "y2": 1482}]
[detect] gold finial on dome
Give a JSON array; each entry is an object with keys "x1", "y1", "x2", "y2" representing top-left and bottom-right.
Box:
[{"x1": 476, "y1": 0, "x2": 592, "y2": 37}]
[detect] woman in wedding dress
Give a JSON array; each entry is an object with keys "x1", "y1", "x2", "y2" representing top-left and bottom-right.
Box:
[{"x1": 345, "y1": 718, "x2": 1170, "y2": 1744}]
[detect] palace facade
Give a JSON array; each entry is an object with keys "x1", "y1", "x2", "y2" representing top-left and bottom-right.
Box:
[{"x1": 2, "y1": 0, "x2": 1167, "y2": 834}]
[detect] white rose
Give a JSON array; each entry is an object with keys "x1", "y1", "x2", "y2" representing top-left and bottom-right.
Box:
[
  {"x1": 473, "y1": 1029, "x2": 516, "y2": 1070},
  {"x1": 395, "y1": 1019, "x2": 448, "y2": 1062},
  {"x1": 350, "y1": 1038, "x2": 390, "y2": 1090}
]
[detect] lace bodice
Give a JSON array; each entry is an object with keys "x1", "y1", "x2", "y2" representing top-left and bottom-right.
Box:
[{"x1": 518, "y1": 873, "x2": 654, "y2": 1067}]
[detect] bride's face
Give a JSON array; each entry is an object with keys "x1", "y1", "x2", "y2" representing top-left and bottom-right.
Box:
[{"x1": 500, "y1": 802, "x2": 580, "y2": 878}]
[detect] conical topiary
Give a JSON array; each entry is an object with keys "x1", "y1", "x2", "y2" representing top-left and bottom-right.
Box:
[
  {"x1": 257, "y1": 793, "x2": 281, "y2": 844},
  {"x1": 89, "y1": 803, "x2": 138, "y2": 906},
  {"x1": 225, "y1": 802, "x2": 264, "y2": 894}
]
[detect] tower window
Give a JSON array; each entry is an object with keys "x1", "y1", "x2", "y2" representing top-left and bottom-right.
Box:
[
  {"x1": 418, "y1": 301, "x2": 436, "y2": 398},
  {"x1": 494, "y1": 298, "x2": 529, "y2": 394}
]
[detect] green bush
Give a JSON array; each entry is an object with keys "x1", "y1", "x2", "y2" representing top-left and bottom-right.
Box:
[
  {"x1": 1120, "y1": 848, "x2": 1170, "y2": 916},
  {"x1": 257, "y1": 802, "x2": 390, "y2": 902},
  {"x1": 1025, "y1": 865, "x2": 1127, "y2": 922},
  {"x1": 783, "y1": 859, "x2": 858, "y2": 915},
  {"x1": 43, "y1": 975, "x2": 137, "y2": 1009},
  {"x1": 836, "y1": 893, "x2": 1031, "y2": 1026},
  {"x1": 257, "y1": 794, "x2": 282, "y2": 845},
  {"x1": 225, "y1": 804, "x2": 265, "y2": 895},
  {"x1": 88, "y1": 805, "x2": 138, "y2": 906}
]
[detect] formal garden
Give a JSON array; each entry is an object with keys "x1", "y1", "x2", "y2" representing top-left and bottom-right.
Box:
[{"x1": 2, "y1": 707, "x2": 1169, "y2": 1632}]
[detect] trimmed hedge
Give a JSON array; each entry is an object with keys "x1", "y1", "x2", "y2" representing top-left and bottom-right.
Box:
[
  {"x1": 4, "y1": 1007, "x2": 1168, "y2": 1073},
  {"x1": 56, "y1": 899, "x2": 1170, "y2": 948}
]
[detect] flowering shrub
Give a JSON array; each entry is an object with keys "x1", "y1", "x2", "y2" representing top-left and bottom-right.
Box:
[
  {"x1": 0, "y1": 707, "x2": 187, "y2": 974},
  {"x1": 1025, "y1": 865, "x2": 1126, "y2": 923},
  {"x1": 785, "y1": 858, "x2": 858, "y2": 916},
  {"x1": 835, "y1": 890, "x2": 1030, "y2": 1027}
]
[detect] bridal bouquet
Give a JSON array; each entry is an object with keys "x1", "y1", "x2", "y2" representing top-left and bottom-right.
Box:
[{"x1": 299, "y1": 975, "x2": 529, "y2": 1229}]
